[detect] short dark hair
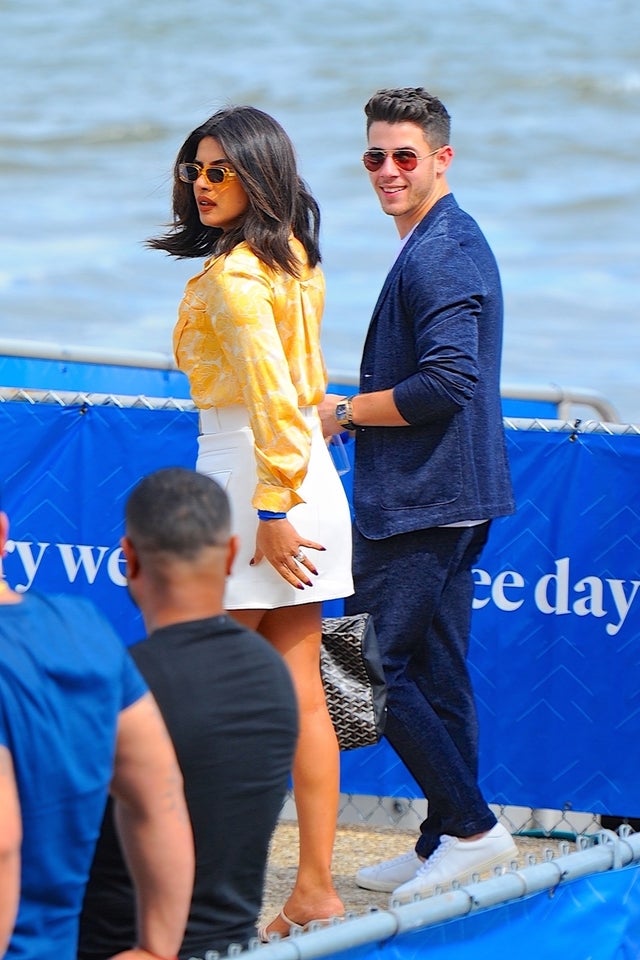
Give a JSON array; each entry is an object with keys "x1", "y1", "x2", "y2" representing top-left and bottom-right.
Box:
[
  {"x1": 364, "y1": 87, "x2": 451, "y2": 146},
  {"x1": 147, "y1": 105, "x2": 321, "y2": 276},
  {"x1": 126, "y1": 468, "x2": 231, "y2": 560}
]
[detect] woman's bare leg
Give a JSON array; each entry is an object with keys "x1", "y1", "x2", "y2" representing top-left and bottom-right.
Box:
[{"x1": 233, "y1": 602, "x2": 343, "y2": 933}]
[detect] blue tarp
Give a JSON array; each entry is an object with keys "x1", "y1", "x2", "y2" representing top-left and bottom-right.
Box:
[
  {"x1": 321, "y1": 863, "x2": 640, "y2": 960},
  {"x1": 1, "y1": 399, "x2": 639, "y2": 816}
]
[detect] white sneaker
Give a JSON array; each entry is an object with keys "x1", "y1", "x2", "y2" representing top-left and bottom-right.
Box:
[
  {"x1": 356, "y1": 849, "x2": 422, "y2": 892},
  {"x1": 390, "y1": 823, "x2": 518, "y2": 904}
]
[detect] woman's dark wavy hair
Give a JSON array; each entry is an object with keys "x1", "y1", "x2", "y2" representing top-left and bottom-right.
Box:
[{"x1": 147, "y1": 105, "x2": 321, "y2": 276}]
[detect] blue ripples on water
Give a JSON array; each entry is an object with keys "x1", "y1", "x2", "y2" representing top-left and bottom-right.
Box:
[{"x1": 0, "y1": 0, "x2": 638, "y2": 421}]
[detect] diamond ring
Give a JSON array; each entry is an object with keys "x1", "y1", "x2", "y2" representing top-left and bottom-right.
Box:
[{"x1": 294, "y1": 550, "x2": 305, "y2": 562}]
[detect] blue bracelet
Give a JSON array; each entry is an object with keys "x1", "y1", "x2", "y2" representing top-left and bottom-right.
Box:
[{"x1": 257, "y1": 510, "x2": 287, "y2": 521}]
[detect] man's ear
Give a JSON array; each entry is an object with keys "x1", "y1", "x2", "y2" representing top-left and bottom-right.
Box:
[
  {"x1": 226, "y1": 534, "x2": 239, "y2": 578},
  {"x1": 121, "y1": 535, "x2": 140, "y2": 580},
  {"x1": 435, "y1": 143, "x2": 455, "y2": 173}
]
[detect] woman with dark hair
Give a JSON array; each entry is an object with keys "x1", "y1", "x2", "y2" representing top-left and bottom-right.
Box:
[{"x1": 149, "y1": 105, "x2": 351, "y2": 940}]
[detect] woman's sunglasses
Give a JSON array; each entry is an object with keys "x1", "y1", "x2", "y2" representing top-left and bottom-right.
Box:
[
  {"x1": 178, "y1": 162, "x2": 237, "y2": 185},
  {"x1": 362, "y1": 147, "x2": 440, "y2": 172}
]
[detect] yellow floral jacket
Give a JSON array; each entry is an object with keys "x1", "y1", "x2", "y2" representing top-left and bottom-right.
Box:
[{"x1": 173, "y1": 238, "x2": 327, "y2": 513}]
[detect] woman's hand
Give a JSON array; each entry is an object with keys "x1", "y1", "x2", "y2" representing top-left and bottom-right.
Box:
[{"x1": 253, "y1": 518, "x2": 324, "y2": 589}]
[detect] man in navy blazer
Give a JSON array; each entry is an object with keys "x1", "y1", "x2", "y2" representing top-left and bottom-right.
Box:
[{"x1": 321, "y1": 87, "x2": 516, "y2": 903}]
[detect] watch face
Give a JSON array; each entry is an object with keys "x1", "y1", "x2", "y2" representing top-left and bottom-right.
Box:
[
  {"x1": 336, "y1": 401, "x2": 350, "y2": 424},
  {"x1": 336, "y1": 400, "x2": 354, "y2": 429}
]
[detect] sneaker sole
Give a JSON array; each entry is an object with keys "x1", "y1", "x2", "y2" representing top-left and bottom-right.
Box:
[
  {"x1": 390, "y1": 841, "x2": 518, "y2": 903},
  {"x1": 355, "y1": 874, "x2": 403, "y2": 893}
]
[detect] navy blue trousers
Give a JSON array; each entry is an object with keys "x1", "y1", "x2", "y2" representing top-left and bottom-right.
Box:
[{"x1": 346, "y1": 522, "x2": 497, "y2": 859}]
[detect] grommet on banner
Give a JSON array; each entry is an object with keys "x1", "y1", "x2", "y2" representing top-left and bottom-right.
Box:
[{"x1": 569, "y1": 418, "x2": 582, "y2": 441}]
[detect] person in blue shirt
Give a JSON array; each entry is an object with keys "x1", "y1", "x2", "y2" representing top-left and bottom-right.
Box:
[
  {"x1": 321, "y1": 86, "x2": 517, "y2": 903},
  {"x1": 0, "y1": 504, "x2": 194, "y2": 960}
]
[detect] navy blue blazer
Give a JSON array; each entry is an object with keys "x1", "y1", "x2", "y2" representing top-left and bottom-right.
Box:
[{"x1": 353, "y1": 194, "x2": 515, "y2": 539}]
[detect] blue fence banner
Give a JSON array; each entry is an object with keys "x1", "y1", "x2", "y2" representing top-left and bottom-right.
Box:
[
  {"x1": 1, "y1": 398, "x2": 639, "y2": 816},
  {"x1": 1, "y1": 401, "x2": 198, "y2": 642},
  {"x1": 342, "y1": 428, "x2": 640, "y2": 816},
  {"x1": 320, "y1": 862, "x2": 640, "y2": 960}
]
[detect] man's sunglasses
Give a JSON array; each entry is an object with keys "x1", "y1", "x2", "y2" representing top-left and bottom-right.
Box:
[
  {"x1": 362, "y1": 147, "x2": 440, "y2": 172},
  {"x1": 178, "y1": 162, "x2": 237, "y2": 185}
]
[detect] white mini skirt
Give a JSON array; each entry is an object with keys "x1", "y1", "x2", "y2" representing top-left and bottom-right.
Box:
[{"x1": 196, "y1": 406, "x2": 354, "y2": 610}]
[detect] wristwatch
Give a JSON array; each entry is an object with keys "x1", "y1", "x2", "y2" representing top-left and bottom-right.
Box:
[{"x1": 335, "y1": 396, "x2": 357, "y2": 431}]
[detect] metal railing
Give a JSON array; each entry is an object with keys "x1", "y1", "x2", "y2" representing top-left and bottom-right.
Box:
[
  {"x1": 0, "y1": 337, "x2": 625, "y2": 424},
  {"x1": 250, "y1": 829, "x2": 640, "y2": 960}
]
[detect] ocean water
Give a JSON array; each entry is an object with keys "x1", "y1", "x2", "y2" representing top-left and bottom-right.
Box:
[{"x1": 1, "y1": 0, "x2": 638, "y2": 421}]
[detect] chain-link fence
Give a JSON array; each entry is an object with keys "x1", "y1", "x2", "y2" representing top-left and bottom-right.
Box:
[{"x1": 1, "y1": 385, "x2": 639, "y2": 842}]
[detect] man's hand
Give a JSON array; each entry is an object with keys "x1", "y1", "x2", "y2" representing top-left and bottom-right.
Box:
[{"x1": 318, "y1": 393, "x2": 343, "y2": 438}]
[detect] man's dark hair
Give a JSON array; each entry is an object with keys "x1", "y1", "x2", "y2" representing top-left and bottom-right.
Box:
[
  {"x1": 364, "y1": 87, "x2": 451, "y2": 146},
  {"x1": 126, "y1": 467, "x2": 230, "y2": 559}
]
